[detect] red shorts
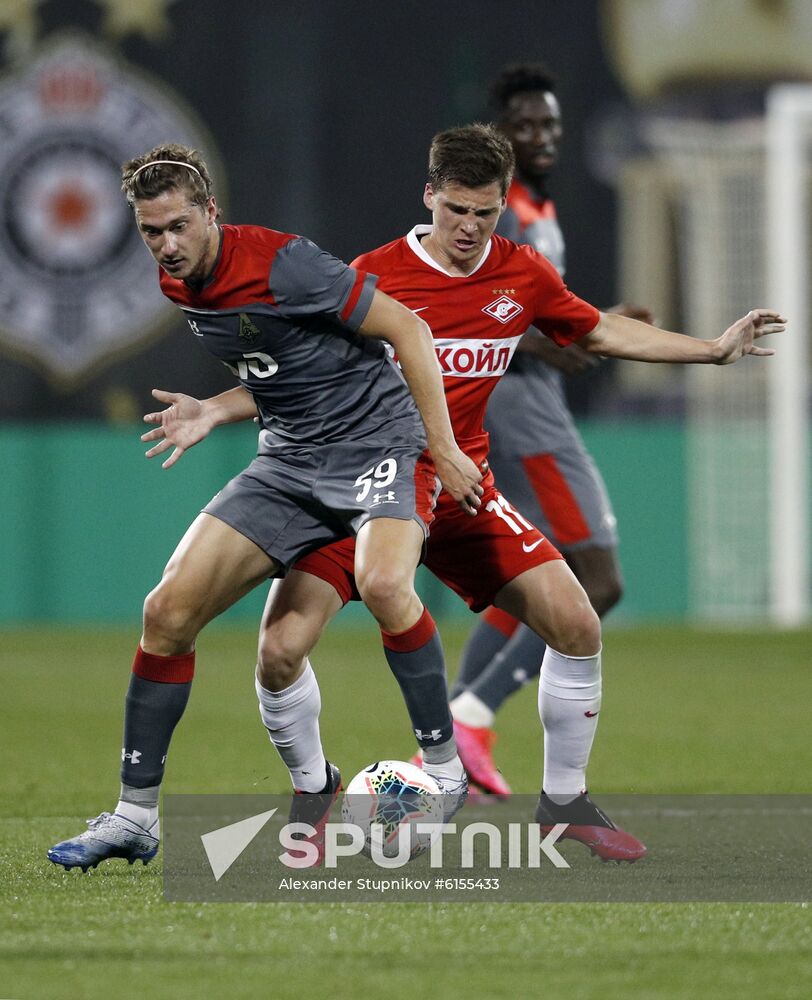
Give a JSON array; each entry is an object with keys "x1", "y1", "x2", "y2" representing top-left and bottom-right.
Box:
[{"x1": 293, "y1": 471, "x2": 563, "y2": 612}]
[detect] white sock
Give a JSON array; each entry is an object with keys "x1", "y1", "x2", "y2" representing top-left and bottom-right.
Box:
[
  {"x1": 450, "y1": 690, "x2": 495, "y2": 728},
  {"x1": 255, "y1": 660, "x2": 327, "y2": 793},
  {"x1": 421, "y1": 752, "x2": 466, "y2": 788},
  {"x1": 538, "y1": 645, "x2": 602, "y2": 798},
  {"x1": 115, "y1": 800, "x2": 159, "y2": 835}
]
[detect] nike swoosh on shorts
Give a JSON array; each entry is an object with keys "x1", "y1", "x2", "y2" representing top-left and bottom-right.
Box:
[{"x1": 522, "y1": 538, "x2": 544, "y2": 553}]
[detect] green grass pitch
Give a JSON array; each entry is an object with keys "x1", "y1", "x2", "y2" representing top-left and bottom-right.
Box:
[{"x1": 2, "y1": 623, "x2": 811, "y2": 999}]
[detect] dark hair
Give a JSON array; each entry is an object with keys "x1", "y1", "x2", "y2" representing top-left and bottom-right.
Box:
[
  {"x1": 490, "y1": 62, "x2": 557, "y2": 117},
  {"x1": 428, "y1": 123, "x2": 515, "y2": 196},
  {"x1": 121, "y1": 144, "x2": 213, "y2": 209}
]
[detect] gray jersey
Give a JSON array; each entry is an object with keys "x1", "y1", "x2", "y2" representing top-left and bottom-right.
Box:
[
  {"x1": 159, "y1": 223, "x2": 431, "y2": 569},
  {"x1": 159, "y1": 224, "x2": 425, "y2": 455},
  {"x1": 489, "y1": 185, "x2": 569, "y2": 455},
  {"x1": 486, "y1": 184, "x2": 617, "y2": 549}
]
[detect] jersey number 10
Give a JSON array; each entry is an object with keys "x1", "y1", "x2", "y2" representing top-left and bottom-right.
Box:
[{"x1": 224, "y1": 351, "x2": 278, "y2": 380}]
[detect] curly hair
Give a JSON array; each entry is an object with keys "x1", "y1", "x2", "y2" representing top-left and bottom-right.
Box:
[
  {"x1": 121, "y1": 144, "x2": 213, "y2": 209},
  {"x1": 490, "y1": 62, "x2": 557, "y2": 117}
]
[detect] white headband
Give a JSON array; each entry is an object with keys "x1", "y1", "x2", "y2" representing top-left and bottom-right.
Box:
[{"x1": 131, "y1": 159, "x2": 203, "y2": 180}]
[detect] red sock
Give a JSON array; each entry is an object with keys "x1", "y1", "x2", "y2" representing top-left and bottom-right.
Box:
[
  {"x1": 482, "y1": 605, "x2": 521, "y2": 639},
  {"x1": 381, "y1": 606, "x2": 437, "y2": 652},
  {"x1": 132, "y1": 645, "x2": 195, "y2": 684}
]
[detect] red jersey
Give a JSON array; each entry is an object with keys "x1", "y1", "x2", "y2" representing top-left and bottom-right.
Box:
[{"x1": 351, "y1": 227, "x2": 599, "y2": 474}]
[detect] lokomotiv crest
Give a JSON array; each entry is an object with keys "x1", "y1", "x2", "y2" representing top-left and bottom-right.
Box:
[{"x1": 0, "y1": 33, "x2": 221, "y2": 385}]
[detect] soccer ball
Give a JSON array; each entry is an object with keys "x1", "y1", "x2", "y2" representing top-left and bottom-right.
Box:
[{"x1": 341, "y1": 759, "x2": 443, "y2": 860}]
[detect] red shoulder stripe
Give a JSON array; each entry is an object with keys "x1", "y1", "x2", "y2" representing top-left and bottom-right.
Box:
[{"x1": 340, "y1": 268, "x2": 367, "y2": 323}]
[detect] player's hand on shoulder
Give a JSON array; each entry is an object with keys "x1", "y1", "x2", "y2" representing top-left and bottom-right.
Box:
[
  {"x1": 141, "y1": 388, "x2": 214, "y2": 469},
  {"x1": 433, "y1": 447, "x2": 483, "y2": 517},
  {"x1": 713, "y1": 309, "x2": 787, "y2": 365}
]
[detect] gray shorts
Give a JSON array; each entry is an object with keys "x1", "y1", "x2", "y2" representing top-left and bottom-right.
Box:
[
  {"x1": 486, "y1": 367, "x2": 618, "y2": 552},
  {"x1": 204, "y1": 439, "x2": 436, "y2": 571}
]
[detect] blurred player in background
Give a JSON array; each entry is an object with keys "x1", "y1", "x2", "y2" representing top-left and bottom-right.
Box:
[
  {"x1": 450, "y1": 63, "x2": 654, "y2": 798},
  {"x1": 173, "y1": 124, "x2": 781, "y2": 861},
  {"x1": 47, "y1": 144, "x2": 482, "y2": 872}
]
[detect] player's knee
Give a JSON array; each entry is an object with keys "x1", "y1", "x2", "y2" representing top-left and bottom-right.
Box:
[
  {"x1": 356, "y1": 565, "x2": 412, "y2": 620},
  {"x1": 549, "y1": 602, "x2": 601, "y2": 658},
  {"x1": 257, "y1": 627, "x2": 308, "y2": 689},
  {"x1": 142, "y1": 583, "x2": 197, "y2": 650}
]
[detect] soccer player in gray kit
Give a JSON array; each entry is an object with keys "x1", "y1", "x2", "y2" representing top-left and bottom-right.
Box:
[{"x1": 48, "y1": 144, "x2": 482, "y2": 871}]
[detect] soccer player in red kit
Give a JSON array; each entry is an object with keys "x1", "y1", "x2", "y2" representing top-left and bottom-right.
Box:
[
  {"x1": 147, "y1": 125, "x2": 783, "y2": 861},
  {"x1": 451, "y1": 63, "x2": 654, "y2": 797}
]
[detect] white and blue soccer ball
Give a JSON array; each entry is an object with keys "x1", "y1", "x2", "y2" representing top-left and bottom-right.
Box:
[{"x1": 341, "y1": 759, "x2": 443, "y2": 860}]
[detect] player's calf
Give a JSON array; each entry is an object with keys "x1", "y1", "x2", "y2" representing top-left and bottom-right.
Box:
[
  {"x1": 255, "y1": 660, "x2": 329, "y2": 793},
  {"x1": 381, "y1": 606, "x2": 455, "y2": 750}
]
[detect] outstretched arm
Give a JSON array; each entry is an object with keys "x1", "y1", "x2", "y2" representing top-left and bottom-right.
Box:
[
  {"x1": 358, "y1": 289, "x2": 483, "y2": 515},
  {"x1": 141, "y1": 386, "x2": 257, "y2": 468},
  {"x1": 516, "y1": 303, "x2": 656, "y2": 375},
  {"x1": 580, "y1": 308, "x2": 786, "y2": 364}
]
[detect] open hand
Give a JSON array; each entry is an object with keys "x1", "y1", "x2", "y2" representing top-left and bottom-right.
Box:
[
  {"x1": 141, "y1": 388, "x2": 215, "y2": 468},
  {"x1": 714, "y1": 309, "x2": 787, "y2": 365}
]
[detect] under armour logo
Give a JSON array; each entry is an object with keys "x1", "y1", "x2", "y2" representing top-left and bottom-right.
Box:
[
  {"x1": 122, "y1": 749, "x2": 142, "y2": 764},
  {"x1": 371, "y1": 490, "x2": 398, "y2": 505},
  {"x1": 414, "y1": 728, "x2": 442, "y2": 741}
]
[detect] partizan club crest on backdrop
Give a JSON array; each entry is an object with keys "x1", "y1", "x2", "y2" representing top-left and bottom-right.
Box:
[{"x1": 0, "y1": 33, "x2": 222, "y2": 386}]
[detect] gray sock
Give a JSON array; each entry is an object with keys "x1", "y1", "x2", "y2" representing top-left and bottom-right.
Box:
[
  {"x1": 451, "y1": 618, "x2": 511, "y2": 698},
  {"x1": 120, "y1": 673, "x2": 191, "y2": 788},
  {"x1": 382, "y1": 622, "x2": 454, "y2": 748},
  {"x1": 468, "y1": 625, "x2": 548, "y2": 713},
  {"x1": 119, "y1": 782, "x2": 160, "y2": 809},
  {"x1": 422, "y1": 737, "x2": 458, "y2": 765}
]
